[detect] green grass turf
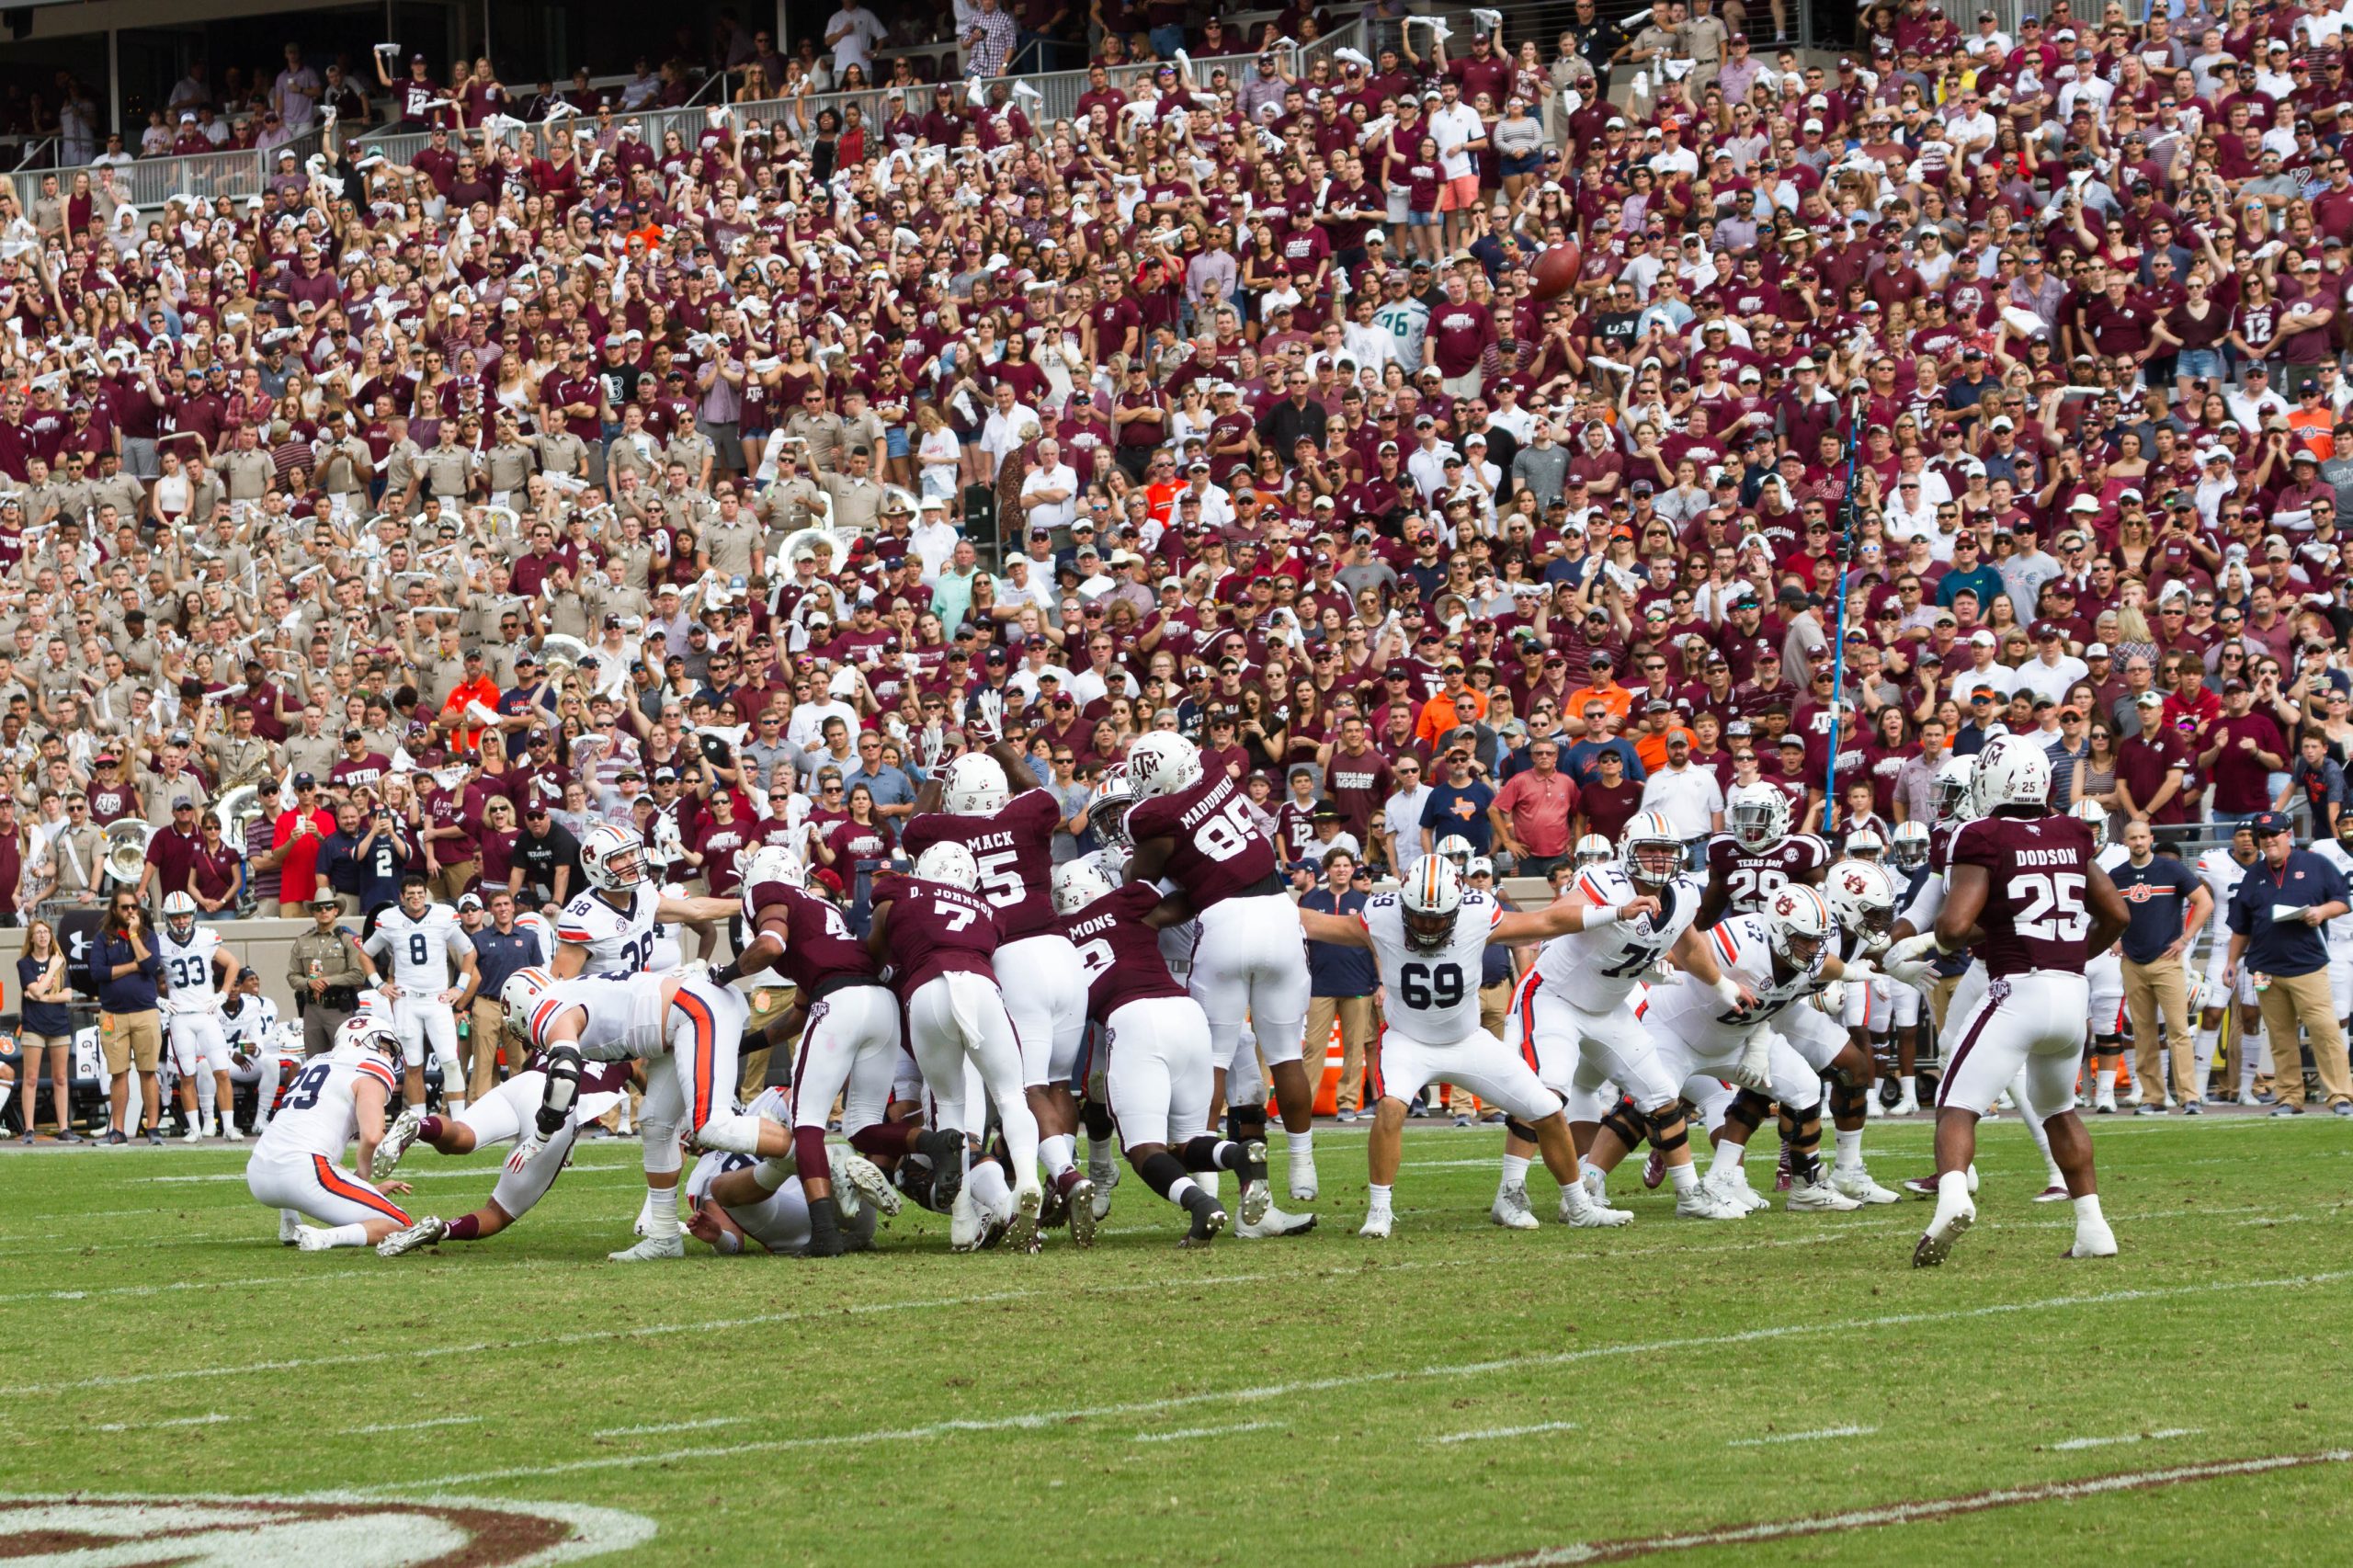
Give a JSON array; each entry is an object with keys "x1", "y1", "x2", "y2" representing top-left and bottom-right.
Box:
[{"x1": 3, "y1": 1113, "x2": 2351, "y2": 1566}]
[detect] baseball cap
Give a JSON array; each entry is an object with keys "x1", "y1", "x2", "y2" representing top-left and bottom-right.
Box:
[{"x1": 2252, "y1": 811, "x2": 2294, "y2": 837}]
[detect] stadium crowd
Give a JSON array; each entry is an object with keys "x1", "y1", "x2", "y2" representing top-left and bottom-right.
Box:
[{"x1": 4, "y1": 0, "x2": 2353, "y2": 1150}]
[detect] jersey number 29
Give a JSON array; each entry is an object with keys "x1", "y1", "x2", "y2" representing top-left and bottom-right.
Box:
[{"x1": 283, "y1": 1060, "x2": 334, "y2": 1111}]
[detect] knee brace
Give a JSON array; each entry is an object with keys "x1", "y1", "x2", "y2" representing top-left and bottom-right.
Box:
[
  {"x1": 1597, "y1": 1104, "x2": 1645, "y2": 1151},
  {"x1": 1080, "y1": 1096, "x2": 1115, "y2": 1141},
  {"x1": 534, "y1": 1046, "x2": 581, "y2": 1141},
  {"x1": 1643, "y1": 1104, "x2": 1690, "y2": 1153},
  {"x1": 1226, "y1": 1103, "x2": 1267, "y2": 1143},
  {"x1": 639, "y1": 1119, "x2": 684, "y2": 1176},
  {"x1": 1828, "y1": 1081, "x2": 1869, "y2": 1125},
  {"x1": 1722, "y1": 1088, "x2": 1769, "y2": 1139},
  {"x1": 1504, "y1": 1116, "x2": 1540, "y2": 1143}
]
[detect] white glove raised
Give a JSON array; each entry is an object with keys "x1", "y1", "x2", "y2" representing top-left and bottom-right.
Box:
[
  {"x1": 505, "y1": 1131, "x2": 547, "y2": 1174},
  {"x1": 1882, "y1": 933, "x2": 1939, "y2": 987}
]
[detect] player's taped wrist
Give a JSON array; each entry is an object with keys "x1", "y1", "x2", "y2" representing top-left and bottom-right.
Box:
[
  {"x1": 1585, "y1": 903, "x2": 1622, "y2": 931},
  {"x1": 1711, "y1": 976, "x2": 1745, "y2": 1011}
]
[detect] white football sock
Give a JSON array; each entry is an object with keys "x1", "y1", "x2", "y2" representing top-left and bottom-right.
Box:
[
  {"x1": 2073, "y1": 1193, "x2": 2104, "y2": 1225},
  {"x1": 1667, "y1": 1160, "x2": 1699, "y2": 1194},
  {"x1": 1287, "y1": 1130, "x2": 1314, "y2": 1160},
  {"x1": 1039, "y1": 1133, "x2": 1075, "y2": 1179},
  {"x1": 1832, "y1": 1127, "x2": 1863, "y2": 1171},
  {"x1": 968, "y1": 1160, "x2": 1015, "y2": 1222},
  {"x1": 1708, "y1": 1137, "x2": 1747, "y2": 1180},
  {"x1": 641, "y1": 1184, "x2": 681, "y2": 1241},
  {"x1": 321, "y1": 1223, "x2": 369, "y2": 1248},
  {"x1": 1366, "y1": 1181, "x2": 1392, "y2": 1212},
  {"x1": 1497, "y1": 1153, "x2": 1531, "y2": 1190},
  {"x1": 1933, "y1": 1168, "x2": 1972, "y2": 1226},
  {"x1": 196, "y1": 1073, "x2": 217, "y2": 1127}
]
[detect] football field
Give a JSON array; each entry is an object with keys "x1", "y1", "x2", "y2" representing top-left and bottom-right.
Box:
[{"x1": 4, "y1": 1112, "x2": 2350, "y2": 1566}]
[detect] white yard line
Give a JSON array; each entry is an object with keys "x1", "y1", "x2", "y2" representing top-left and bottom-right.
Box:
[
  {"x1": 589, "y1": 1417, "x2": 753, "y2": 1439},
  {"x1": 349, "y1": 1415, "x2": 485, "y2": 1435},
  {"x1": 1726, "y1": 1425, "x2": 1875, "y2": 1448},
  {"x1": 337, "y1": 1269, "x2": 2353, "y2": 1496},
  {"x1": 2049, "y1": 1427, "x2": 2202, "y2": 1452},
  {"x1": 1131, "y1": 1421, "x2": 1279, "y2": 1443},
  {"x1": 91, "y1": 1413, "x2": 240, "y2": 1434},
  {"x1": 1449, "y1": 1450, "x2": 2353, "y2": 1566},
  {"x1": 1435, "y1": 1421, "x2": 1581, "y2": 1445}
]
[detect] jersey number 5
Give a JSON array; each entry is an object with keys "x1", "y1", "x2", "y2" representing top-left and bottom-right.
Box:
[
  {"x1": 975, "y1": 848, "x2": 1025, "y2": 909},
  {"x1": 2008, "y1": 871, "x2": 2090, "y2": 943}
]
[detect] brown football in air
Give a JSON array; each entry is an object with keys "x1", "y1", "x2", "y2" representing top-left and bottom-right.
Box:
[{"x1": 1527, "y1": 242, "x2": 1581, "y2": 301}]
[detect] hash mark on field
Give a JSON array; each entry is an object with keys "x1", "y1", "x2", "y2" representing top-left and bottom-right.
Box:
[
  {"x1": 1442, "y1": 1449, "x2": 2353, "y2": 1566},
  {"x1": 1727, "y1": 1425, "x2": 1875, "y2": 1448},
  {"x1": 341, "y1": 1269, "x2": 2353, "y2": 1495},
  {"x1": 350, "y1": 1415, "x2": 484, "y2": 1434},
  {"x1": 93, "y1": 1413, "x2": 239, "y2": 1433},
  {"x1": 1436, "y1": 1421, "x2": 1580, "y2": 1444},
  {"x1": 592, "y1": 1416, "x2": 753, "y2": 1438},
  {"x1": 2051, "y1": 1427, "x2": 2202, "y2": 1451},
  {"x1": 1132, "y1": 1421, "x2": 1279, "y2": 1443}
]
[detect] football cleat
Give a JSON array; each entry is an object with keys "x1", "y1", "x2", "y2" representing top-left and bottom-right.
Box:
[
  {"x1": 1036, "y1": 1180, "x2": 1069, "y2": 1231},
  {"x1": 1064, "y1": 1178, "x2": 1099, "y2": 1249},
  {"x1": 949, "y1": 1186, "x2": 987, "y2": 1252},
  {"x1": 1786, "y1": 1177, "x2": 1864, "y2": 1212},
  {"x1": 1358, "y1": 1207, "x2": 1393, "y2": 1239},
  {"x1": 828, "y1": 1147, "x2": 903, "y2": 1221},
  {"x1": 295, "y1": 1228, "x2": 337, "y2": 1251},
  {"x1": 1903, "y1": 1165, "x2": 1979, "y2": 1199},
  {"x1": 180, "y1": 1122, "x2": 206, "y2": 1143},
  {"x1": 2066, "y1": 1218, "x2": 2120, "y2": 1259},
  {"x1": 1489, "y1": 1185, "x2": 1540, "y2": 1231},
  {"x1": 377, "y1": 1215, "x2": 448, "y2": 1257},
  {"x1": 1090, "y1": 1159, "x2": 1118, "y2": 1221},
  {"x1": 1912, "y1": 1202, "x2": 1976, "y2": 1267},
  {"x1": 1831, "y1": 1166, "x2": 1901, "y2": 1205},
  {"x1": 1560, "y1": 1192, "x2": 1634, "y2": 1227},
  {"x1": 2033, "y1": 1184, "x2": 2070, "y2": 1203},
  {"x1": 378, "y1": 1106, "x2": 427, "y2": 1176},
  {"x1": 1709, "y1": 1168, "x2": 1769, "y2": 1213},
  {"x1": 1236, "y1": 1203, "x2": 1316, "y2": 1238},
  {"x1": 219, "y1": 1120, "x2": 243, "y2": 1142},
  {"x1": 278, "y1": 1210, "x2": 304, "y2": 1245},
  {"x1": 608, "y1": 1233, "x2": 685, "y2": 1261},
  {"x1": 1676, "y1": 1185, "x2": 1748, "y2": 1220},
  {"x1": 1641, "y1": 1148, "x2": 1665, "y2": 1189},
  {"x1": 1179, "y1": 1204, "x2": 1226, "y2": 1247},
  {"x1": 915, "y1": 1128, "x2": 969, "y2": 1207},
  {"x1": 1239, "y1": 1175, "x2": 1272, "y2": 1228},
  {"x1": 1006, "y1": 1183, "x2": 1044, "y2": 1253},
  {"x1": 1582, "y1": 1168, "x2": 1609, "y2": 1208}
]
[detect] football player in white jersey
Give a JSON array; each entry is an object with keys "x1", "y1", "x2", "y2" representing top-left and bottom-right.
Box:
[
  {"x1": 901, "y1": 745, "x2": 1093, "y2": 1223},
  {"x1": 363, "y1": 873, "x2": 480, "y2": 1117},
  {"x1": 1781, "y1": 859, "x2": 1903, "y2": 1204},
  {"x1": 2194, "y1": 824, "x2": 2268, "y2": 1104},
  {"x1": 682, "y1": 1088, "x2": 902, "y2": 1256},
  {"x1": 371, "y1": 1058, "x2": 637, "y2": 1256},
  {"x1": 2071, "y1": 799, "x2": 2133, "y2": 1112},
  {"x1": 244, "y1": 1017, "x2": 416, "y2": 1250},
  {"x1": 1298, "y1": 857, "x2": 1641, "y2": 1238},
  {"x1": 499, "y1": 963, "x2": 785, "y2": 1260},
  {"x1": 156, "y1": 892, "x2": 243, "y2": 1142},
  {"x1": 1640, "y1": 885, "x2": 1867, "y2": 1214},
  {"x1": 220, "y1": 969, "x2": 291, "y2": 1137},
  {"x1": 549, "y1": 823, "x2": 740, "y2": 979},
  {"x1": 1495, "y1": 812, "x2": 1750, "y2": 1224}
]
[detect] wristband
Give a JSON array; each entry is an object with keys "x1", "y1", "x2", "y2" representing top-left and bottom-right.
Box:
[
  {"x1": 1584, "y1": 903, "x2": 1622, "y2": 931},
  {"x1": 710, "y1": 960, "x2": 743, "y2": 987},
  {"x1": 1711, "y1": 975, "x2": 1745, "y2": 1011}
]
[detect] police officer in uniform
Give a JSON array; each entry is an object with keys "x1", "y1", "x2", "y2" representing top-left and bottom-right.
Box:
[{"x1": 286, "y1": 894, "x2": 371, "y2": 1056}]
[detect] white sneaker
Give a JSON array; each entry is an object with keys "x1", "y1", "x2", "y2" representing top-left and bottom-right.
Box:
[
  {"x1": 219, "y1": 1120, "x2": 243, "y2": 1142},
  {"x1": 1787, "y1": 1176, "x2": 1864, "y2": 1212},
  {"x1": 1006, "y1": 1182, "x2": 1044, "y2": 1252},
  {"x1": 1290, "y1": 1148, "x2": 1318, "y2": 1203},
  {"x1": 827, "y1": 1146, "x2": 903, "y2": 1221},
  {"x1": 1912, "y1": 1199, "x2": 1976, "y2": 1267},
  {"x1": 2095, "y1": 1085, "x2": 2118, "y2": 1114},
  {"x1": 295, "y1": 1227, "x2": 339, "y2": 1252},
  {"x1": 1489, "y1": 1185, "x2": 1540, "y2": 1230},
  {"x1": 607, "y1": 1233, "x2": 685, "y2": 1261},
  {"x1": 278, "y1": 1210, "x2": 304, "y2": 1245},
  {"x1": 2238, "y1": 1089, "x2": 2263, "y2": 1107},
  {"x1": 1358, "y1": 1207, "x2": 1393, "y2": 1239},
  {"x1": 2067, "y1": 1218, "x2": 2120, "y2": 1258},
  {"x1": 1831, "y1": 1165, "x2": 1901, "y2": 1205},
  {"x1": 1892, "y1": 1089, "x2": 1920, "y2": 1116},
  {"x1": 1235, "y1": 1203, "x2": 1317, "y2": 1238},
  {"x1": 179, "y1": 1123, "x2": 205, "y2": 1143},
  {"x1": 378, "y1": 1106, "x2": 426, "y2": 1176},
  {"x1": 949, "y1": 1186, "x2": 986, "y2": 1252},
  {"x1": 1676, "y1": 1185, "x2": 1748, "y2": 1220},
  {"x1": 1559, "y1": 1191, "x2": 1634, "y2": 1227},
  {"x1": 377, "y1": 1215, "x2": 447, "y2": 1256}
]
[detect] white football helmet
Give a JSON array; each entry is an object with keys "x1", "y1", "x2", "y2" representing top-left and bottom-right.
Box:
[
  {"x1": 336, "y1": 1017, "x2": 403, "y2": 1069},
  {"x1": 1401, "y1": 854, "x2": 1463, "y2": 953},
  {"x1": 1972, "y1": 733, "x2": 2052, "y2": 812},
  {"x1": 1765, "y1": 883, "x2": 1833, "y2": 968},
  {"x1": 940, "y1": 752, "x2": 1010, "y2": 815},
  {"x1": 1088, "y1": 764, "x2": 1137, "y2": 850},
  {"x1": 740, "y1": 843, "x2": 805, "y2": 892},
  {"x1": 913, "y1": 841, "x2": 979, "y2": 890},
  {"x1": 1890, "y1": 820, "x2": 1931, "y2": 869},
  {"x1": 1618, "y1": 810, "x2": 1685, "y2": 891},
  {"x1": 1727, "y1": 781, "x2": 1790, "y2": 852},
  {"x1": 1051, "y1": 857, "x2": 1119, "y2": 915},
  {"x1": 1825, "y1": 859, "x2": 1898, "y2": 939},
  {"x1": 1126, "y1": 731, "x2": 1203, "y2": 802},
  {"x1": 1931, "y1": 756, "x2": 1979, "y2": 825},
  {"x1": 1843, "y1": 827, "x2": 1883, "y2": 861},
  {"x1": 162, "y1": 890, "x2": 198, "y2": 942},
  {"x1": 2069, "y1": 797, "x2": 2109, "y2": 849},
  {"x1": 1574, "y1": 833, "x2": 1615, "y2": 869},
  {"x1": 1433, "y1": 834, "x2": 1475, "y2": 869},
  {"x1": 579, "y1": 821, "x2": 648, "y2": 892},
  {"x1": 499, "y1": 966, "x2": 554, "y2": 1039}
]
